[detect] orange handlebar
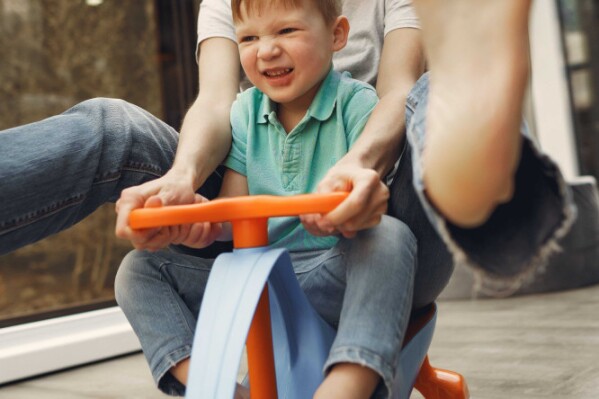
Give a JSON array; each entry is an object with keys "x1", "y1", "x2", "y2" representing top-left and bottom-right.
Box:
[{"x1": 129, "y1": 192, "x2": 349, "y2": 229}]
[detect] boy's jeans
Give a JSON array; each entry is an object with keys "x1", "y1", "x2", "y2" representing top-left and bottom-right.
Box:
[{"x1": 115, "y1": 215, "x2": 416, "y2": 397}]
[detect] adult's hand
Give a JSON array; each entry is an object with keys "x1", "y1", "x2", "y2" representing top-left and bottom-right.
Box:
[
  {"x1": 300, "y1": 164, "x2": 389, "y2": 239},
  {"x1": 115, "y1": 169, "x2": 209, "y2": 251}
]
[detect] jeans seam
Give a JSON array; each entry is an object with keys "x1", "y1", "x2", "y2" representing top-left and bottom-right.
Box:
[
  {"x1": 319, "y1": 250, "x2": 346, "y2": 286},
  {"x1": 0, "y1": 194, "x2": 86, "y2": 235},
  {"x1": 405, "y1": 95, "x2": 417, "y2": 114},
  {"x1": 160, "y1": 260, "x2": 213, "y2": 273},
  {"x1": 292, "y1": 249, "x2": 343, "y2": 275},
  {"x1": 122, "y1": 161, "x2": 164, "y2": 176},
  {"x1": 93, "y1": 163, "x2": 164, "y2": 184},
  {"x1": 0, "y1": 162, "x2": 166, "y2": 235},
  {"x1": 158, "y1": 262, "x2": 197, "y2": 336}
]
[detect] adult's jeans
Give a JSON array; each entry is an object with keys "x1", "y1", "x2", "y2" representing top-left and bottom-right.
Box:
[
  {"x1": 0, "y1": 98, "x2": 230, "y2": 257},
  {"x1": 0, "y1": 98, "x2": 178, "y2": 254}
]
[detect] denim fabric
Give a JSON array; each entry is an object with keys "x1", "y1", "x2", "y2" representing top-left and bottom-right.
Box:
[
  {"x1": 401, "y1": 73, "x2": 576, "y2": 295},
  {"x1": 0, "y1": 98, "x2": 229, "y2": 257},
  {"x1": 115, "y1": 249, "x2": 213, "y2": 396},
  {"x1": 115, "y1": 215, "x2": 416, "y2": 398},
  {"x1": 0, "y1": 98, "x2": 177, "y2": 254}
]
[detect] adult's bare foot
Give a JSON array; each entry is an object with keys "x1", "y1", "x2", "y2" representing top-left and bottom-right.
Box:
[{"x1": 414, "y1": 0, "x2": 532, "y2": 227}]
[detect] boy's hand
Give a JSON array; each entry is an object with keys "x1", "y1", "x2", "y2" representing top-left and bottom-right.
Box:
[
  {"x1": 123, "y1": 195, "x2": 223, "y2": 251},
  {"x1": 301, "y1": 165, "x2": 389, "y2": 238},
  {"x1": 115, "y1": 170, "x2": 215, "y2": 251},
  {"x1": 176, "y1": 218, "x2": 224, "y2": 249}
]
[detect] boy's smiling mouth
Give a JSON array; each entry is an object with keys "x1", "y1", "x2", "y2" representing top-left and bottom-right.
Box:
[{"x1": 263, "y1": 68, "x2": 294, "y2": 78}]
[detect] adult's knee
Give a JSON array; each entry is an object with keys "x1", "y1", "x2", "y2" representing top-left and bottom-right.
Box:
[
  {"x1": 72, "y1": 98, "x2": 155, "y2": 138},
  {"x1": 65, "y1": 98, "x2": 135, "y2": 143},
  {"x1": 77, "y1": 98, "x2": 136, "y2": 118},
  {"x1": 70, "y1": 98, "x2": 177, "y2": 174}
]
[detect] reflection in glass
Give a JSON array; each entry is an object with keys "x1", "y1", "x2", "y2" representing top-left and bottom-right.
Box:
[{"x1": 0, "y1": 0, "x2": 162, "y2": 324}]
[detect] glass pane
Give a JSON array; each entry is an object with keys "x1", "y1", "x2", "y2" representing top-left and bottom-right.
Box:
[
  {"x1": 0, "y1": 0, "x2": 163, "y2": 325},
  {"x1": 558, "y1": 0, "x2": 599, "y2": 178}
]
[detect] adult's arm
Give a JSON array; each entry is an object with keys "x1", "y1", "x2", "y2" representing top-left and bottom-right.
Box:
[
  {"x1": 305, "y1": 28, "x2": 425, "y2": 238},
  {"x1": 115, "y1": 38, "x2": 240, "y2": 250},
  {"x1": 171, "y1": 38, "x2": 240, "y2": 189}
]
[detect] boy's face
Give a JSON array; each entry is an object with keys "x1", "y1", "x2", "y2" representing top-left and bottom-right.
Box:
[{"x1": 235, "y1": 1, "x2": 344, "y2": 110}]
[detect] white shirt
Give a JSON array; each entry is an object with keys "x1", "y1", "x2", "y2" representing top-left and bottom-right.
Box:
[{"x1": 196, "y1": 0, "x2": 420, "y2": 90}]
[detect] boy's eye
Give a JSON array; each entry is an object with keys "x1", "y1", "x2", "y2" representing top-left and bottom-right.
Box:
[
  {"x1": 240, "y1": 36, "x2": 258, "y2": 43},
  {"x1": 279, "y1": 27, "x2": 297, "y2": 35}
]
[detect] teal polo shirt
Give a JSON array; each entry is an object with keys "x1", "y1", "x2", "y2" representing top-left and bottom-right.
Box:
[{"x1": 225, "y1": 69, "x2": 378, "y2": 251}]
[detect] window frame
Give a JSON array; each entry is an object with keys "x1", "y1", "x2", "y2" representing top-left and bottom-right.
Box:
[{"x1": 0, "y1": 307, "x2": 140, "y2": 384}]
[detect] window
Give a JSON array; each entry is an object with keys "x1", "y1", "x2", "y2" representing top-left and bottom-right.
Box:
[
  {"x1": 0, "y1": 1, "x2": 204, "y2": 382},
  {"x1": 558, "y1": 0, "x2": 599, "y2": 179},
  {"x1": 0, "y1": 0, "x2": 200, "y2": 327}
]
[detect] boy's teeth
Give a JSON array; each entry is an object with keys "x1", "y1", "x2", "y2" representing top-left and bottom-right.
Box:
[{"x1": 265, "y1": 68, "x2": 291, "y2": 77}]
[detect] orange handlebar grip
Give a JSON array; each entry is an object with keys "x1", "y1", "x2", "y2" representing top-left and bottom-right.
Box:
[{"x1": 128, "y1": 192, "x2": 349, "y2": 229}]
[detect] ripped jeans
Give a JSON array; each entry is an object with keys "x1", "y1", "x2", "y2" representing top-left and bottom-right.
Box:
[{"x1": 397, "y1": 73, "x2": 574, "y2": 298}]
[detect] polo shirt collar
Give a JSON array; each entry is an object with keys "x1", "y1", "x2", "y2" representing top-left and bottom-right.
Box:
[
  {"x1": 258, "y1": 93, "x2": 275, "y2": 124},
  {"x1": 306, "y1": 67, "x2": 339, "y2": 122},
  {"x1": 257, "y1": 66, "x2": 340, "y2": 124}
]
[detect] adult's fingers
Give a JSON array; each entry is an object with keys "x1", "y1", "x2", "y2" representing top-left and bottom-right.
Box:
[
  {"x1": 115, "y1": 182, "x2": 161, "y2": 242},
  {"x1": 322, "y1": 170, "x2": 388, "y2": 233}
]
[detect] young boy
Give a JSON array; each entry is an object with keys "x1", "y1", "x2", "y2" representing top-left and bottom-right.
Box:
[{"x1": 116, "y1": 0, "x2": 417, "y2": 398}]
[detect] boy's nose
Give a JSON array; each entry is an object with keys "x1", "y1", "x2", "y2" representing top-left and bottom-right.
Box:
[{"x1": 257, "y1": 38, "x2": 281, "y2": 60}]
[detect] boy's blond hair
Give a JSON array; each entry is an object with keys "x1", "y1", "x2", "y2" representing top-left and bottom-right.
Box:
[{"x1": 231, "y1": 0, "x2": 341, "y2": 24}]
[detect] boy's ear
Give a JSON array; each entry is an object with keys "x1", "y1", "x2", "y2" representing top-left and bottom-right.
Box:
[{"x1": 331, "y1": 16, "x2": 349, "y2": 52}]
